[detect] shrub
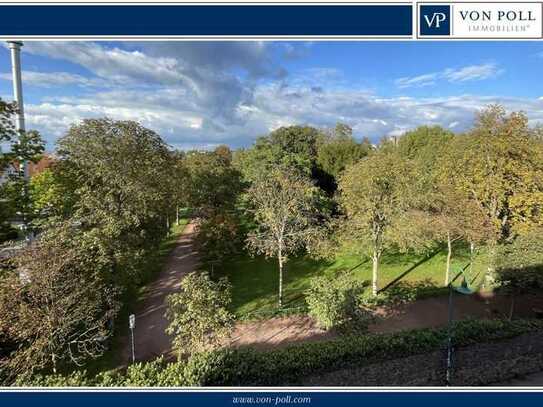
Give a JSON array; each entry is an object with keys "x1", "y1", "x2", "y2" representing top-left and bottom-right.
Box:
[
  {"x1": 16, "y1": 319, "x2": 543, "y2": 387},
  {"x1": 360, "y1": 279, "x2": 448, "y2": 308},
  {"x1": 306, "y1": 272, "x2": 368, "y2": 330},
  {"x1": 496, "y1": 230, "x2": 543, "y2": 294},
  {"x1": 165, "y1": 272, "x2": 234, "y2": 359},
  {"x1": 181, "y1": 318, "x2": 543, "y2": 386}
]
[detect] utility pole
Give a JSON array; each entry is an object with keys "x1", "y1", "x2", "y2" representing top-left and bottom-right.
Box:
[
  {"x1": 8, "y1": 41, "x2": 30, "y2": 242},
  {"x1": 8, "y1": 41, "x2": 28, "y2": 180}
]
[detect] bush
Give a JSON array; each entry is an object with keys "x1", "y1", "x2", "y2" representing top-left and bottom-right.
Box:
[
  {"x1": 0, "y1": 224, "x2": 18, "y2": 243},
  {"x1": 306, "y1": 272, "x2": 368, "y2": 330},
  {"x1": 496, "y1": 230, "x2": 543, "y2": 294},
  {"x1": 16, "y1": 319, "x2": 543, "y2": 387},
  {"x1": 182, "y1": 318, "x2": 543, "y2": 386},
  {"x1": 360, "y1": 279, "x2": 448, "y2": 308},
  {"x1": 165, "y1": 272, "x2": 234, "y2": 359}
]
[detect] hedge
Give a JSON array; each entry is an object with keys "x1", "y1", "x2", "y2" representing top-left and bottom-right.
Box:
[{"x1": 16, "y1": 318, "x2": 543, "y2": 387}]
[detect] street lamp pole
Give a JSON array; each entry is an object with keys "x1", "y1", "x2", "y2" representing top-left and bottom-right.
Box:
[
  {"x1": 7, "y1": 41, "x2": 31, "y2": 242},
  {"x1": 8, "y1": 41, "x2": 28, "y2": 180}
]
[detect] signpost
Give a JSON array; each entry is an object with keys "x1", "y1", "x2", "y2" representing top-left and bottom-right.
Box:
[{"x1": 129, "y1": 314, "x2": 136, "y2": 364}]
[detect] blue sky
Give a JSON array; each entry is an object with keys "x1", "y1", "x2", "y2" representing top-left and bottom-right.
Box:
[{"x1": 1, "y1": 41, "x2": 542, "y2": 150}]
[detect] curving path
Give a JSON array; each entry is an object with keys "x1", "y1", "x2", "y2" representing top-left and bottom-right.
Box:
[{"x1": 122, "y1": 222, "x2": 199, "y2": 363}]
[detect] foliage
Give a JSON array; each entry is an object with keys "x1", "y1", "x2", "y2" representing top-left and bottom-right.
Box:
[
  {"x1": 166, "y1": 272, "x2": 234, "y2": 359},
  {"x1": 306, "y1": 271, "x2": 369, "y2": 330},
  {"x1": 17, "y1": 319, "x2": 543, "y2": 386},
  {"x1": 447, "y1": 106, "x2": 543, "y2": 261},
  {"x1": 233, "y1": 125, "x2": 323, "y2": 185},
  {"x1": 495, "y1": 228, "x2": 543, "y2": 294},
  {"x1": 0, "y1": 98, "x2": 45, "y2": 230},
  {"x1": 338, "y1": 148, "x2": 413, "y2": 295},
  {"x1": 316, "y1": 124, "x2": 372, "y2": 181},
  {"x1": 246, "y1": 168, "x2": 324, "y2": 307},
  {"x1": 1, "y1": 98, "x2": 44, "y2": 171},
  {"x1": 183, "y1": 149, "x2": 242, "y2": 217},
  {"x1": 54, "y1": 118, "x2": 175, "y2": 287},
  {"x1": 28, "y1": 167, "x2": 78, "y2": 224},
  {"x1": 195, "y1": 211, "x2": 244, "y2": 264},
  {"x1": 361, "y1": 280, "x2": 447, "y2": 308},
  {"x1": 0, "y1": 222, "x2": 119, "y2": 380}
]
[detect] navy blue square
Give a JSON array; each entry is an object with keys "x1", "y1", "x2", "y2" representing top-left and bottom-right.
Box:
[{"x1": 420, "y1": 5, "x2": 450, "y2": 36}]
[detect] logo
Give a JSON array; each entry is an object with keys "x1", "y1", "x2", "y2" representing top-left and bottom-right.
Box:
[
  {"x1": 420, "y1": 5, "x2": 451, "y2": 36},
  {"x1": 418, "y1": 2, "x2": 543, "y2": 38}
]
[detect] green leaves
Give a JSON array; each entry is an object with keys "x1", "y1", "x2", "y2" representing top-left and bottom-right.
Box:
[{"x1": 165, "y1": 272, "x2": 234, "y2": 359}]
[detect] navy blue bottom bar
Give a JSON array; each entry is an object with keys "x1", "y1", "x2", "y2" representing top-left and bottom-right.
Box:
[
  {"x1": 0, "y1": 392, "x2": 542, "y2": 407},
  {"x1": 0, "y1": 5, "x2": 412, "y2": 37}
]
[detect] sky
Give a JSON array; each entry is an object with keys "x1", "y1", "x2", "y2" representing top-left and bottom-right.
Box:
[{"x1": 1, "y1": 41, "x2": 542, "y2": 151}]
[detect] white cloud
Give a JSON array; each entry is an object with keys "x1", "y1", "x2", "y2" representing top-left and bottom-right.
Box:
[
  {"x1": 4, "y1": 42, "x2": 535, "y2": 151},
  {"x1": 395, "y1": 73, "x2": 438, "y2": 89},
  {"x1": 24, "y1": 78, "x2": 543, "y2": 151},
  {"x1": 396, "y1": 63, "x2": 503, "y2": 88},
  {"x1": 443, "y1": 63, "x2": 503, "y2": 82},
  {"x1": 0, "y1": 70, "x2": 107, "y2": 88}
]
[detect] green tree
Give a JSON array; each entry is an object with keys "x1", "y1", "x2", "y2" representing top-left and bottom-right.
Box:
[
  {"x1": 233, "y1": 125, "x2": 322, "y2": 184},
  {"x1": 396, "y1": 126, "x2": 491, "y2": 285},
  {"x1": 0, "y1": 98, "x2": 45, "y2": 233},
  {"x1": 446, "y1": 106, "x2": 543, "y2": 279},
  {"x1": 316, "y1": 123, "x2": 373, "y2": 190},
  {"x1": 338, "y1": 148, "x2": 412, "y2": 296},
  {"x1": 165, "y1": 272, "x2": 234, "y2": 359},
  {"x1": 246, "y1": 168, "x2": 321, "y2": 307},
  {"x1": 0, "y1": 222, "x2": 118, "y2": 379},
  {"x1": 184, "y1": 150, "x2": 242, "y2": 218},
  {"x1": 55, "y1": 118, "x2": 174, "y2": 286}
]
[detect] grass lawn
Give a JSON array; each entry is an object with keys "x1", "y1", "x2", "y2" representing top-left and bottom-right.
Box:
[{"x1": 214, "y1": 243, "x2": 489, "y2": 318}]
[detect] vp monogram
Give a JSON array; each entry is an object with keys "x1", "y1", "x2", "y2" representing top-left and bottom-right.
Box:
[
  {"x1": 424, "y1": 12, "x2": 447, "y2": 28},
  {"x1": 419, "y1": 5, "x2": 451, "y2": 36}
]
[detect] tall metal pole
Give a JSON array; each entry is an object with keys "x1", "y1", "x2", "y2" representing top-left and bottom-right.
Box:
[
  {"x1": 446, "y1": 283, "x2": 454, "y2": 386},
  {"x1": 8, "y1": 41, "x2": 32, "y2": 243},
  {"x1": 8, "y1": 41, "x2": 28, "y2": 181}
]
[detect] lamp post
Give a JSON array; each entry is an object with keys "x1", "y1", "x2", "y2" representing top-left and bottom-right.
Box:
[
  {"x1": 445, "y1": 267, "x2": 477, "y2": 386},
  {"x1": 129, "y1": 314, "x2": 136, "y2": 364},
  {"x1": 7, "y1": 41, "x2": 31, "y2": 242}
]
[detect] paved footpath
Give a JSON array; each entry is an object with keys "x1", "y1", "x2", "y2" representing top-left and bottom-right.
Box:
[{"x1": 123, "y1": 222, "x2": 199, "y2": 363}]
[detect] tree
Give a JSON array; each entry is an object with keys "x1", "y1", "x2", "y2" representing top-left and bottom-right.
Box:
[
  {"x1": 338, "y1": 148, "x2": 412, "y2": 296},
  {"x1": 0, "y1": 98, "x2": 45, "y2": 232},
  {"x1": 195, "y1": 211, "x2": 244, "y2": 267},
  {"x1": 316, "y1": 124, "x2": 373, "y2": 192},
  {"x1": 446, "y1": 106, "x2": 543, "y2": 280},
  {"x1": 317, "y1": 124, "x2": 372, "y2": 178},
  {"x1": 246, "y1": 168, "x2": 321, "y2": 307},
  {"x1": 165, "y1": 272, "x2": 234, "y2": 359},
  {"x1": 0, "y1": 222, "x2": 118, "y2": 380},
  {"x1": 55, "y1": 118, "x2": 175, "y2": 287},
  {"x1": 184, "y1": 150, "x2": 242, "y2": 218},
  {"x1": 233, "y1": 125, "x2": 323, "y2": 185},
  {"x1": 167, "y1": 150, "x2": 188, "y2": 226},
  {"x1": 495, "y1": 228, "x2": 543, "y2": 319},
  {"x1": 396, "y1": 126, "x2": 491, "y2": 285}
]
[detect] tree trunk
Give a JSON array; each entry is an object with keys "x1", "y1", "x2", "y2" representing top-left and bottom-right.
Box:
[
  {"x1": 445, "y1": 232, "x2": 452, "y2": 286},
  {"x1": 484, "y1": 243, "x2": 497, "y2": 289},
  {"x1": 372, "y1": 249, "x2": 379, "y2": 296},
  {"x1": 176, "y1": 205, "x2": 179, "y2": 225},
  {"x1": 470, "y1": 242, "x2": 475, "y2": 274},
  {"x1": 52, "y1": 353, "x2": 57, "y2": 374},
  {"x1": 166, "y1": 216, "x2": 170, "y2": 234},
  {"x1": 509, "y1": 295, "x2": 515, "y2": 321},
  {"x1": 278, "y1": 248, "x2": 284, "y2": 308}
]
